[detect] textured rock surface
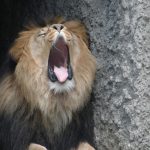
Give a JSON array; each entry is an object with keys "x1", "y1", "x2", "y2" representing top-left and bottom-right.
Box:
[{"x1": 55, "y1": 0, "x2": 150, "y2": 149}]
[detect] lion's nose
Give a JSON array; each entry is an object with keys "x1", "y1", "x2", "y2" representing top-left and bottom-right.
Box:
[{"x1": 52, "y1": 24, "x2": 64, "y2": 32}]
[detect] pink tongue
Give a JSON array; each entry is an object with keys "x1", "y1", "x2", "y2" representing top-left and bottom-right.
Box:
[{"x1": 54, "y1": 66, "x2": 68, "y2": 83}]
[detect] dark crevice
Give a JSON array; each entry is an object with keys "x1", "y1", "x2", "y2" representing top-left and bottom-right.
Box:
[{"x1": 0, "y1": 0, "x2": 56, "y2": 68}]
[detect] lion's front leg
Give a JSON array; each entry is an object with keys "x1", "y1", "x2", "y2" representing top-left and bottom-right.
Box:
[
  {"x1": 76, "y1": 142, "x2": 95, "y2": 150},
  {"x1": 28, "y1": 143, "x2": 47, "y2": 150}
]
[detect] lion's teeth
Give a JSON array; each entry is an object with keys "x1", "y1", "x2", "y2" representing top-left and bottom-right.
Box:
[{"x1": 48, "y1": 67, "x2": 57, "y2": 82}]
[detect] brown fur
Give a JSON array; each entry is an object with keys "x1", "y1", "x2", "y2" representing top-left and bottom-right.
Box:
[{"x1": 0, "y1": 19, "x2": 96, "y2": 149}]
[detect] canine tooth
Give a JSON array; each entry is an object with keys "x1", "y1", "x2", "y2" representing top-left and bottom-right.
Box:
[{"x1": 48, "y1": 68, "x2": 57, "y2": 82}]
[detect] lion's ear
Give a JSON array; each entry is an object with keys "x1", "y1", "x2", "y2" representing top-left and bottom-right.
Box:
[
  {"x1": 64, "y1": 20, "x2": 89, "y2": 46},
  {"x1": 9, "y1": 30, "x2": 36, "y2": 61},
  {"x1": 9, "y1": 40, "x2": 23, "y2": 61},
  {"x1": 9, "y1": 31, "x2": 29, "y2": 61}
]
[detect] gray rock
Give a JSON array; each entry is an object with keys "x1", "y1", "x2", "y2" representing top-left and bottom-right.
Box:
[{"x1": 54, "y1": 0, "x2": 150, "y2": 149}]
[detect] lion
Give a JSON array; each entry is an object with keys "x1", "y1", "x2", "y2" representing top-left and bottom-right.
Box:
[{"x1": 0, "y1": 18, "x2": 96, "y2": 150}]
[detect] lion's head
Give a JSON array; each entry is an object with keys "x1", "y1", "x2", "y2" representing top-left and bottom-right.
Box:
[{"x1": 8, "y1": 19, "x2": 96, "y2": 130}]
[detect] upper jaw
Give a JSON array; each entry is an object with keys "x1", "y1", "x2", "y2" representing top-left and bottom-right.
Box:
[{"x1": 48, "y1": 35, "x2": 73, "y2": 84}]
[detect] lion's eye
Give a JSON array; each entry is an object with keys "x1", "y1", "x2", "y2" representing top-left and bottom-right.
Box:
[
  {"x1": 38, "y1": 32, "x2": 46, "y2": 37},
  {"x1": 38, "y1": 28, "x2": 49, "y2": 37}
]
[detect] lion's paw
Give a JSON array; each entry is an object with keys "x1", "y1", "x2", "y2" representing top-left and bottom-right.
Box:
[
  {"x1": 77, "y1": 142, "x2": 95, "y2": 150},
  {"x1": 28, "y1": 143, "x2": 47, "y2": 150}
]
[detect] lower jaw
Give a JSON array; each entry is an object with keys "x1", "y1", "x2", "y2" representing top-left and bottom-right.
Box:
[{"x1": 49, "y1": 79, "x2": 75, "y2": 94}]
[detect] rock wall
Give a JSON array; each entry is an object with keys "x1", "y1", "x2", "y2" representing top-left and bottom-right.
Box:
[{"x1": 55, "y1": 0, "x2": 150, "y2": 149}]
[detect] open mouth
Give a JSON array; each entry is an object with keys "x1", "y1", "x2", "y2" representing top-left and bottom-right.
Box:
[{"x1": 48, "y1": 36, "x2": 73, "y2": 83}]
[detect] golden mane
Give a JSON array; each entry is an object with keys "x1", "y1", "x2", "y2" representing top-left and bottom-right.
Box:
[{"x1": 0, "y1": 19, "x2": 96, "y2": 133}]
